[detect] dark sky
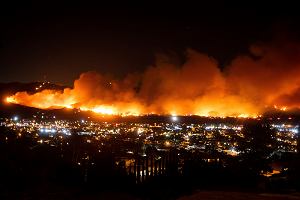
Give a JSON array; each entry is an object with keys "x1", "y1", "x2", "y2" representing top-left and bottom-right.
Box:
[{"x1": 1, "y1": 1, "x2": 300, "y2": 85}]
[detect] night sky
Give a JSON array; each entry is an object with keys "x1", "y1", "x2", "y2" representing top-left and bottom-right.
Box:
[{"x1": 1, "y1": 1, "x2": 300, "y2": 85}]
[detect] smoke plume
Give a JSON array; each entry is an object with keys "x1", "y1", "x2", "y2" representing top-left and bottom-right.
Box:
[{"x1": 7, "y1": 36, "x2": 300, "y2": 117}]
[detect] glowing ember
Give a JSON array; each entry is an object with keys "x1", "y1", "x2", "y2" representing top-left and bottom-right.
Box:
[{"x1": 273, "y1": 105, "x2": 288, "y2": 112}]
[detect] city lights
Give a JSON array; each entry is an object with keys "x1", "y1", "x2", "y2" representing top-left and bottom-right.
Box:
[
  {"x1": 13, "y1": 116, "x2": 19, "y2": 121},
  {"x1": 2, "y1": 115, "x2": 298, "y2": 155},
  {"x1": 171, "y1": 115, "x2": 178, "y2": 122}
]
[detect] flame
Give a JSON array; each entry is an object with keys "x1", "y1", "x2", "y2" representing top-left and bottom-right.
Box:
[
  {"x1": 5, "y1": 89, "x2": 260, "y2": 117},
  {"x1": 280, "y1": 106, "x2": 287, "y2": 111},
  {"x1": 5, "y1": 37, "x2": 300, "y2": 117},
  {"x1": 4, "y1": 85, "x2": 260, "y2": 118},
  {"x1": 83, "y1": 105, "x2": 116, "y2": 115},
  {"x1": 5, "y1": 96, "x2": 17, "y2": 104},
  {"x1": 273, "y1": 105, "x2": 288, "y2": 111}
]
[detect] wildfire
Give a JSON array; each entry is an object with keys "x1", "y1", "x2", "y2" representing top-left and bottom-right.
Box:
[
  {"x1": 5, "y1": 89, "x2": 259, "y2": 118},
  {"x1": 273, "y1": 105, "x2": 288, "y2": 111},
  {"x1": 5, "y1": 96, "x2": 17, "y2": 104},
  {"x1": 5, "y1": 92, "x2": 259, "y2": 117},
  {"x1": 5, "y1": 38, "x2": 300, "y2": 117},
  {"x1": 3, "y1": 69, "x2": 291, "y2": 118},
  {"x1": 91, "y1": 106, "x2": 116, "y2": 115},
  {"x1": 82, "y1": 105, "x2": 117, "y2": 115}
]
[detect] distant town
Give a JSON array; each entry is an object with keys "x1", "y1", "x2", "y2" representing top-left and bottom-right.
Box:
[{"x1": 1, "y1": 114, "x2": 298, "y2": 183}]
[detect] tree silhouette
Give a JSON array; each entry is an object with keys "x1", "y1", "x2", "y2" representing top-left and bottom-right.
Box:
[{"x1": 237, "y1": 121, "x2": 276, "y2": 175}]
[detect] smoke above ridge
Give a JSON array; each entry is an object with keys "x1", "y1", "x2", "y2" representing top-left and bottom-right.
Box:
[{"x1": 7, "y1": 36, "x2": 300, "y2": 117}]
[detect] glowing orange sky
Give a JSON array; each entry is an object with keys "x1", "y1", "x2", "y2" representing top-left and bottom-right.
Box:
[{"x1": 6, "y1": 38, "x2": 300, "y2": 117}]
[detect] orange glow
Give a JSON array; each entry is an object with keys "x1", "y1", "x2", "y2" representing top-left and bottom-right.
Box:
[
  {"x1": 165, "y1": 141, "x2": 171, "y2": 147},
  {"x1": 82, "y1": 105, "x2": 116, "y2": 115},
  {"x1": 280, "y1": 106, "x2": 287, "y2": 111},
  {"x1": 273, "y1": 105, "x2": 288, "y2": 112},
  {"x1": 4, "y1": 86, "x2": 260, "y2": 118},
  {"x1": 5, "y1": 96, "x2": 17, "y2": 103},
  {"x1": 5, "y1": 38, "x2": 300, "y2": 118},
  {"x1": 6, "y1": 93, "x2": 261, "y2": 117},
  {"x1": 3, "y1": 70, "x2": 286, "y2": 118},
  {"x1": 91, "y1": 106, "x2": 116, "y2": 115}
]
